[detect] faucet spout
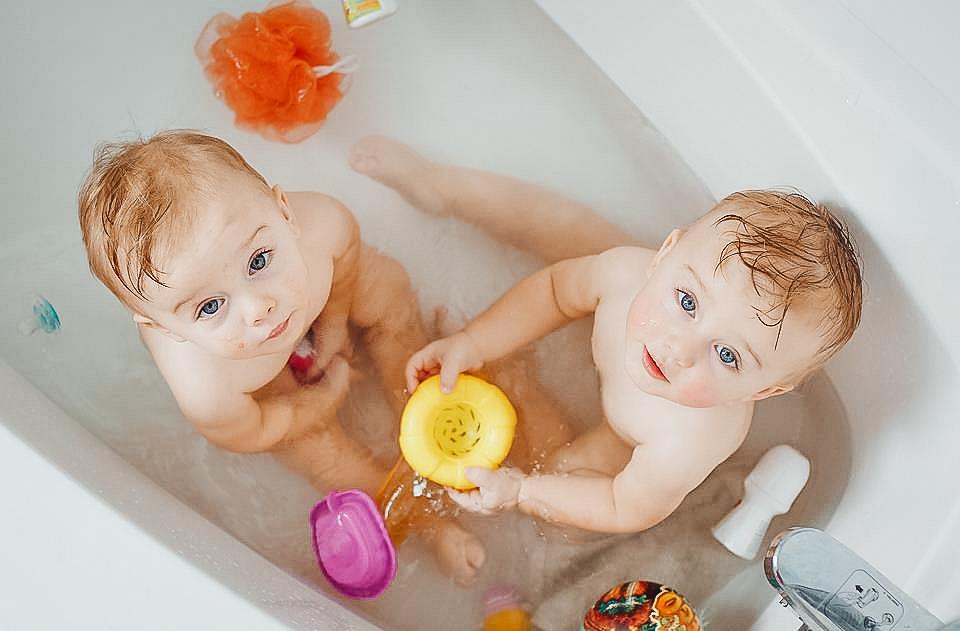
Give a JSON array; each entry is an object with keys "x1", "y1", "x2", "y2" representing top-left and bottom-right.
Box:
[{"x1": 764, "y1": 528, "x2": 945, "y2": 631}]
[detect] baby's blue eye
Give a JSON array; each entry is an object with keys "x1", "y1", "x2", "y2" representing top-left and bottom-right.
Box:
[
  {"x1": 249, "y1": 250, "x2": 272, "y2": 275},
  {"x1": 677, "y1": 289, "x2": 697, "y2": 315},
  {"x1": 715, "y1": 344, "x2": 739, "y2": 367},
  {"x1": 198, "y1": 298, "x2": 223, "y2": 319}
]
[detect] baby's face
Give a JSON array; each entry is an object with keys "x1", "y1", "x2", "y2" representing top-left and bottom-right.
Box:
[
  {"x1": 623, "y1": 214, "x2": 822, "y2": 407},
  {"x1": 137, "y1": 172, "x2": 310, "y2": 359}
]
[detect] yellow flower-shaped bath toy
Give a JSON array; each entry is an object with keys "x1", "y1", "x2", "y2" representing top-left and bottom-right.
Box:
[{"x1": 399, "y1": 375, "x2": 517, "y2": 490}]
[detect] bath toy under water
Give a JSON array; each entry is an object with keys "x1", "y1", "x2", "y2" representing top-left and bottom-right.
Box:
[
  {"x1": 195, "y1": 0, "x2": 357, "y2": 143},
  {"x1": 310, "y1": 490, "x2": 396, "y2": 599},
  {"x1": 18, "y1": 294, "x2": 60, "y2": 335},
  {"x1": 581, "y1": 581, "x2": 701, "y2": 631},
  {"x1": 399, "y1": 375, "x2": 517, "y2": 490},
  {"x1": 287, "y1": 334, "x2": 316, "y2": 379},
  {"x1": 483, "y1": 585, "x2": 531, "y2": 631}
]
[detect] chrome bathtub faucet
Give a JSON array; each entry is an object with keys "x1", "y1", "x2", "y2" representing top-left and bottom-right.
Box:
[{"x1": 764, "y1": 527, "x2": 953, "y2": 631}]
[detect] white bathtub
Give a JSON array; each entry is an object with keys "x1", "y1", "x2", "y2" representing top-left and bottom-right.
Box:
[{"x1": 1, "y1": 1, "x2": 957, "y2": 629}]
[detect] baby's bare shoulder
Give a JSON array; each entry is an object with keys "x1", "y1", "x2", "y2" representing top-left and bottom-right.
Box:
[
  {"x1": 598, "y1": 245, "x2": 657, "y2": 266},
  {"x1": 592, "y1": 245, "x2": 656, "y2": 293},
  {"x1": 139, "y1": 325, "x2": 279, "y2": 420},
  {"x1": 286, "y1": 191, "x2": 360, "y2": 254}
]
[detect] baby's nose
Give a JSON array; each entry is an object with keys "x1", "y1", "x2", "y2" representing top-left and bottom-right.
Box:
[
  {"x1": 246, "y1": 295, "x2": 276, "y2": 326},
  {"x1": 664, "y1": 335, "x2": 696, "y2": 368}
]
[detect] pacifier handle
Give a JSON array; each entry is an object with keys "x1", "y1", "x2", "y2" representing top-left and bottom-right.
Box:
[{"x1": 313, "y1": 54, "x2": 359, "y2": 77}]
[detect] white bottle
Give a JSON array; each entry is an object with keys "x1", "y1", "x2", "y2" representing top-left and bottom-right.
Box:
[
  {"x1": 341, "y1": 0, "x2": 398, "y2": 28},
  {"x1": 712, "y1": 444, "x2": 810, "y2": 559}
]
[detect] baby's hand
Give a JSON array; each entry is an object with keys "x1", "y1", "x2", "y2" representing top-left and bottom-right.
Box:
[
  {"x1": 405, "y1": 331, "x2": 484, "y2": 394},
  {"x1": 447, "y1": 467, "x2": 524, "y2": 515}
]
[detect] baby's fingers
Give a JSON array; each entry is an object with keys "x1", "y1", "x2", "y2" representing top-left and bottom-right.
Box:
[
  {"x1": 438, "y1": 361, "x2": 464, "y2": 394},
  {"x1": 404, "y1": 362, "x2": 422, "y2": 395},
  {"x1": 405, "y1": 348, "x2": 439, "y2": 393},
  {"x1": 447, "y1": 488, "x2": 488, "y2": 514},
  {"x1": 464, "y1": 466, "x2": 497, "y2": 488}
]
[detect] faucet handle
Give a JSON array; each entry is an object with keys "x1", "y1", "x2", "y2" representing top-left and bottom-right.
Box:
[{"x1": 765, "y1": 528, "x2": 945, "y2": 631}]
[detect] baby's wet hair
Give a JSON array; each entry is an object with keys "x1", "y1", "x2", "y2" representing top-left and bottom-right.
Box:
[
  {"x1": 78, "y1": 130, "x2": 270, "y2": 306},
  {"x1": 711, "y1": 190, "x2": 863, "y2": 370}
]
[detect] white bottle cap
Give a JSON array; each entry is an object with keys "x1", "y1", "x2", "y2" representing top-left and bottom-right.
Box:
[
  {"x1": 744, "y1": 444, "x2": 810, "y2": 513},
  {"x1": 712, "y1": 445, "x2": 810, "y2": 559}
]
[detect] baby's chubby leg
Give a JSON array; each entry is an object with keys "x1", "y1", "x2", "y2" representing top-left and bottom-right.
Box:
[
  {"x1": 350, "y1": 136, "x2": 635, "y2": 263},
  {"x1": 349, "y1": 253, "x2": 488, "y2": 585},
  {"x1": 546, "y1": 420, "x2": 634, "y2": 479},
  {"x1": 272, "y1": 412, "x2": 388, "y2": 498},
  {"x1": 274, "y1": 410, "x2": 486, "y2": 585},
  {"x1": 259, "y1": 356, "x2": 381, "y2": 494},
  {"x1": 284, "y1": 453, "x2": 487, "y2": 586},
  {"x1": 262, "y1": 355, "x2": 485, "y2": 584},
  {"x1": 378, "y1": 460, "x2": 487, "y2": 587},
  {"x1": 484, "y1": 353, "x2": 575, "y2": 470},
  {"x1": 350, "y1": 245, "x2": 428, "y2": 417}
]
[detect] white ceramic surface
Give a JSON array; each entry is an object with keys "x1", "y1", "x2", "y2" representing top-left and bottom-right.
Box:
[{"x1": 2, "y1": 1, "x2": 956, "y2": 629}]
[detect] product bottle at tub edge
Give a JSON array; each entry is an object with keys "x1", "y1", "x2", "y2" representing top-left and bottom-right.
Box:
[
  {"x1": 341, "y1": 0, "x2": 397, "y2": 28},
  {"x1": 711, "y1": 444, "x2": 810, "y2": 560}
]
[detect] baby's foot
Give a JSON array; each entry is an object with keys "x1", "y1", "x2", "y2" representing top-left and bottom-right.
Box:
[
  {"x1": 349, "y1": 136, "x2": 449, "y2": 216},
  {"x1": 431, "y1": 520, "x2": 486, "y2": 586}
]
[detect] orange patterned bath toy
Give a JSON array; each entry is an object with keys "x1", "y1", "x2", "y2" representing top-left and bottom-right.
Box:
[
  {"x1": 581, "y1": 581, "x2": 701, "y2": 631},
  {"x1": 195, "y1": 0, "x2": 355, "y2": 142}
]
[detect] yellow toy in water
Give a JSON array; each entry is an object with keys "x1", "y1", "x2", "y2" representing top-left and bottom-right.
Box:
[{"x1": 399, "y1": 375, "x2": 517, "y2": 490}]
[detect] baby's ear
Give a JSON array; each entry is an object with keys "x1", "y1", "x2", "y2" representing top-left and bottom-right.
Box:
[
  {"x1": 749, "y1": 383, "x2": 795, "y2": 401},
  {"x1": 648, "y1": 228, "x2": 682, "y2": 276},
  {"x1": 272, "y1": 185, "x2": 300, "y2": 236},
  {"x1": 133, "y1": 313, "x2": 186, "y2": 342}
]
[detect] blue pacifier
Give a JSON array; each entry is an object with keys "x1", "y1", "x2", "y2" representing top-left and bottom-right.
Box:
[{"x1": 19, "y1": 294, "x2": 61, "y2": 335}]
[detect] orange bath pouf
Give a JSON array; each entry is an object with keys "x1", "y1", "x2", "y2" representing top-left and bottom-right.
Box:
[{"x1": 195, "y1": 0, "x2": 352, "y2": 143}]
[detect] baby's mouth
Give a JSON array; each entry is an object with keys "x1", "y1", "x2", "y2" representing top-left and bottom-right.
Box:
[
  {"x1": 266, "y1": 315, "x2": 291, "y2": 341},
  {"x1": 642, "y1": 346, "x2": 669, "y2": 382}
]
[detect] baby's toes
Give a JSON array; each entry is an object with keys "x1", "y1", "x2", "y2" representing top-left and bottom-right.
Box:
[
  {"x1": 463, "y1": 533, "x2": 486, "y2": 575},
  {"x1": 451, "y1": 536, "x2": 485, "y2": 587},
  {"x1": 435, "y1": 523, "x2": 486, "y2": 586}
]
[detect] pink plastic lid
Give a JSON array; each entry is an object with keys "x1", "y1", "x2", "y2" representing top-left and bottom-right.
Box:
[
  {"x1": 310, "y1": 490, "x2": 397, "y2": 599},
  {"x1": 484, "y1": 585, "x2": 524, "y2": 616}
]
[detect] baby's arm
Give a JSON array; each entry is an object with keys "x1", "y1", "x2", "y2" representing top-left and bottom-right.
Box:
[
  {"x1": 171, "y1": 357, "x2": 351, "y2": 454},
  {"x1": 520, "y1": 442, "x2": 706, "y2": 532},
  {"x1": 454, "y1": 440, "x2": 710, "y2": 533},
  {"x1": 171, "y1": 359, "x2": 388, "y2": 497},
  {"x1": 298, "y1": 194, "x2": 362, "y2": 378},
  {"x1": 406, "y1": 250, "x2": 615, "y2": 392}
]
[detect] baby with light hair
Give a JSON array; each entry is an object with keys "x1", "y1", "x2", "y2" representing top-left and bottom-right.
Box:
[
  {"x1": 78, "y1": 130, "x2": 486, "y2": 584},
  {"x1": 351, "y1": 136, "x2": 863, "y2": 534}
]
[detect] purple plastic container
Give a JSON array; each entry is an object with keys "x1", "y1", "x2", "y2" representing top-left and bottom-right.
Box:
[{"x1": 310, "y1": 489, "x2": 397, "y2": 599}]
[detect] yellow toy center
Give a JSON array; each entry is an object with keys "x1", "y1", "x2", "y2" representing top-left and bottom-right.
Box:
[{"x1": 399, "y1": 375, "x2": 517, "y2": 490}]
